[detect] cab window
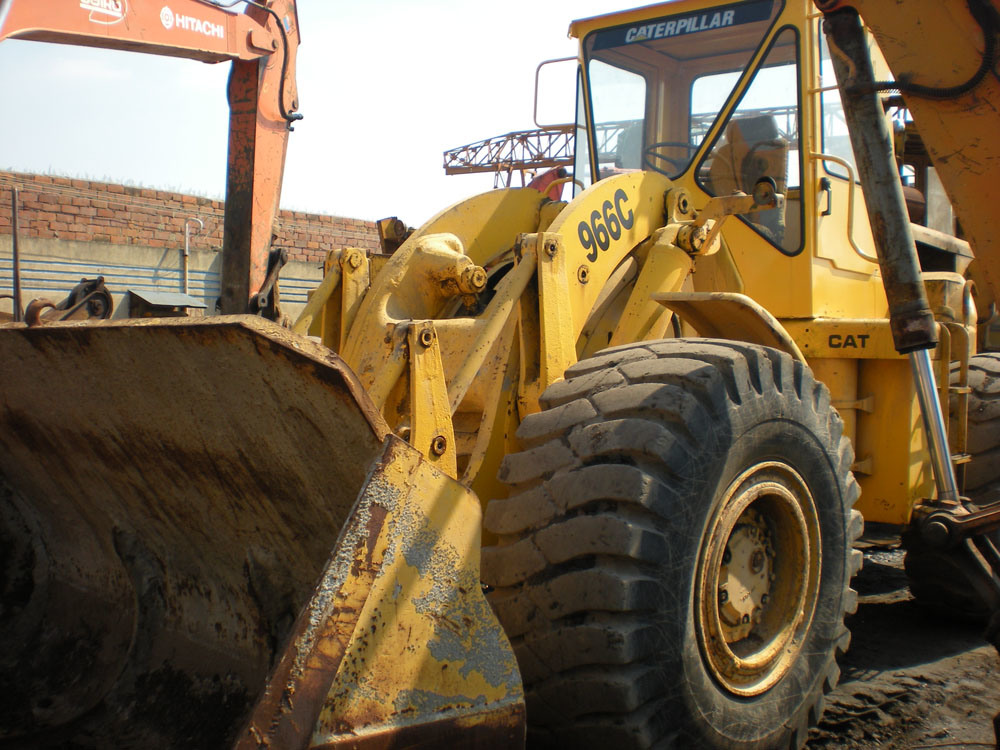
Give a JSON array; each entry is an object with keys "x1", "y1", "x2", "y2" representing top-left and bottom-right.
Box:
[
  {"x1": 697, "y1": 27, "x2": 803, "y2": 253},
  {"x1": 579, "y1": 0, "x2": 783, "y2": 187}
]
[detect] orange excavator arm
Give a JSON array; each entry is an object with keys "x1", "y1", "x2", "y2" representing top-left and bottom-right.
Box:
[
  {"x1": 815, "y1": 0, "x2": 1000, "y2": 302},
  {"x1": 0, "y1": 0, "x2": 301, "y2": 315}
]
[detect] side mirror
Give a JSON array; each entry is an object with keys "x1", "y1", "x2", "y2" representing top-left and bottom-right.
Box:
[{"x1": 534, "y1": 56, "x2": 577, "y2": 129}]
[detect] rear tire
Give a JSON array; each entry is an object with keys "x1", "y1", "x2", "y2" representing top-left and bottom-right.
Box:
[
  {"x1": 954, "y1": 352, "x2": 1000, "y2": 493},
  {"x1": 483, "y1": 339, "x2": 862, "y2": 749},
  {"x1": 904, "y1": 353, "x2": 1000, "y2": 619}
]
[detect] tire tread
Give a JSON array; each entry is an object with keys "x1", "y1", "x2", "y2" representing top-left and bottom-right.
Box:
[{"x1": 484, "y1": 339, "x2": 861, "y2": 748}]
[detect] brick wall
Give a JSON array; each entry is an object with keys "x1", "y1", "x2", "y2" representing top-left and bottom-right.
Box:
[{"x1": 0, "y1": 171, "x2": 379, "y2": 263}]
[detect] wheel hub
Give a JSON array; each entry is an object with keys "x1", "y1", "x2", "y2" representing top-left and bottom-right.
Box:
[
  {"x1": 719, "y1": 511, "x2": 773, "y2": 640},
  {"x1": 696, "y1": 461, "x2": 821, "y2": 697}
]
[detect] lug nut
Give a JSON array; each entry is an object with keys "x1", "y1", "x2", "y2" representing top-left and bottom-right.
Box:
[
  {"x1": 750, "y1": 550, "x2": 766, "y2": 574},
  {"x1": 722, "y1": 548, "x2": 732, "y2": 565},
  {"x1": 718, "y1": 588, "x2": 728, "y2": 604},
  {"x1": 742, "y1": 614, "x2": 750, "y2": 625}
]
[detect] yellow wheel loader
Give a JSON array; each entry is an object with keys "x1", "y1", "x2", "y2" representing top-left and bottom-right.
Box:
[{"x1": 3, "y1": 0, "x2": 1000, "y2": 748}]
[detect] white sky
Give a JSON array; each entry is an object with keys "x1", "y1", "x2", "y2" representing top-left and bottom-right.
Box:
[{"x1": 0, "y1": 1, "x2": 625, "y2": 225}]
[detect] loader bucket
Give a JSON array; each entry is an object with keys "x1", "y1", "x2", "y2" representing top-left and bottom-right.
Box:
[{"x1": 0, "y1": 316, "x2": 523, "y2": 748}]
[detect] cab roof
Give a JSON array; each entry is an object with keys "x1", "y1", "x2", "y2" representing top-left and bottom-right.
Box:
[{"x1": 569, "y1": 0, "x2": 720, "y2": 40}]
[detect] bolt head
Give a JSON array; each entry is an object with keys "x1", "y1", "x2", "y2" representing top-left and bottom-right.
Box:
[
  {"x1": 461, "y1": 266, "x2": 488, "y2": 294},
  {"x1": 430, "y1": 435, "x2": 447, "y2": 456}
]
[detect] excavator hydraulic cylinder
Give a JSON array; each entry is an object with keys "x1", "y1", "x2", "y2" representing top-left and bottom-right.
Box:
[{"x1": 821, "y1": 8, "x2": 937, "y2": 355}]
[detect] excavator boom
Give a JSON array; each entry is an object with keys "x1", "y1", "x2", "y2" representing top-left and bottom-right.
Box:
[
  {"x1": 1, "y1": 0, "x2": 276, "y2": 61},
  {"x1": 0, "y1": 0, "x2": 301, "y2": 313},
  {"x1": 816, "y1": 0, "x2": 1000, "y2": 300},
  {"x1": 816, "y1": 0, "x2": 1000, "y2": 649}
]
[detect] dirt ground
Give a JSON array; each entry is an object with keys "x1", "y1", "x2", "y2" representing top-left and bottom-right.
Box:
[{"x1": 806, "y1": 548, "x2": 1000, "y2": 749}]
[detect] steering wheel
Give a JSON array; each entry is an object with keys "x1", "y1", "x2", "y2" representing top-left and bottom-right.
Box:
[{"x1": 643, "y1": 141, "x2": 697, "y2": 176}]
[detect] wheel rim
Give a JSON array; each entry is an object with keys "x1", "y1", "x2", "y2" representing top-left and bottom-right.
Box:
[{"x1": 695, "y1": 461, "x2": 822, "y2": 696}]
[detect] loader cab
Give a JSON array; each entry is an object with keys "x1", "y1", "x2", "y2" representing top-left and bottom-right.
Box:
[
  {"x1": 572, "y1": 0, "x2": 803, "y2": 253},
  {"x1": 569, "y1": 0, "x2": 894, "y2": 322}
]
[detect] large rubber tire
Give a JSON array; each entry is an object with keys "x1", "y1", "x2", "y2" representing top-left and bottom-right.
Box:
[
  {"x1": 482, "y1": 339, "x2": 863, "y2": 749},
  {"x1": 955, "y1": 353, "x2": 1000, "y2": 493},
  {"x1": 903, "y1": 353, "x2": 1000, "y2": 619}
]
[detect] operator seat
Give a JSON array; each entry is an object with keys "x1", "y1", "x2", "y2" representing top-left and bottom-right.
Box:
[
  {"x1": 708, "y1": 115, "x2": 789, "y2": 245},
  {"x1": 615, "y1": 121, "x2": 644, "y2": 170}
]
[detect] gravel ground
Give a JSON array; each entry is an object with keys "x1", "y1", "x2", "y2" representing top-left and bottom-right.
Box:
[{"x1": 807, "y1": 548, "x2": 1000, "y2": 749}]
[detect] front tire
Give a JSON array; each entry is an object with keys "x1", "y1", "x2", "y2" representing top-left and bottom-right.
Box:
[{"x1": 483, "y1": 339, "x2": 862, "y2": 748}]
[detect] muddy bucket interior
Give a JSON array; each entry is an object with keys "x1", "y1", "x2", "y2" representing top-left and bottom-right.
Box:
[{"x1": 0, "y1": 316, "x2": 522, "y2": 747}]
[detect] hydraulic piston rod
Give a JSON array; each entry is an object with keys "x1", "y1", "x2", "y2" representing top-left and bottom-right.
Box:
[{"x1": 911, "y1": 349, "x2": 960, "y2": 502}]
